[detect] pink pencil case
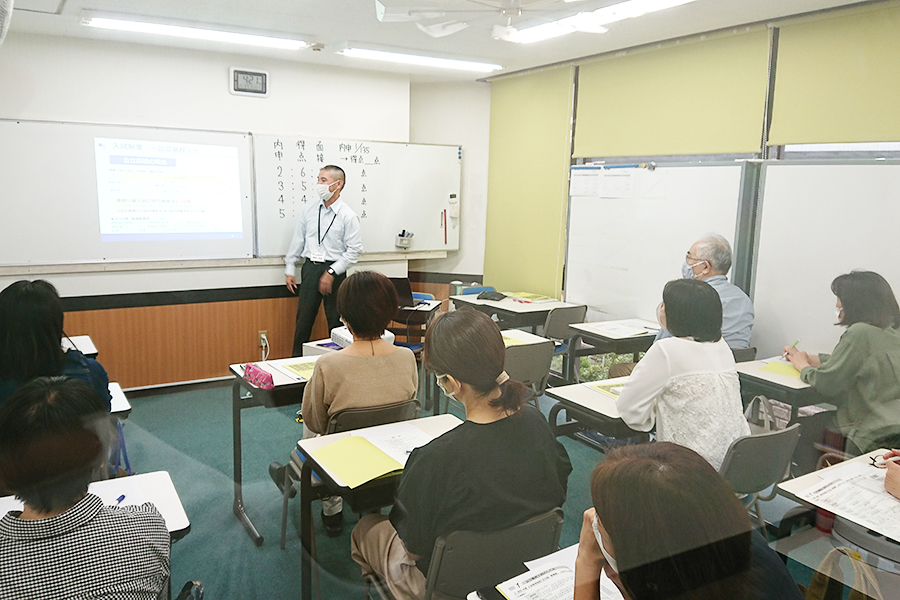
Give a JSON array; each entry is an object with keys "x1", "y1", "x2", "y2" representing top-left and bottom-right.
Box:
[{"x1": 244, "y1": 363, "x2": 274, "y2": 389}]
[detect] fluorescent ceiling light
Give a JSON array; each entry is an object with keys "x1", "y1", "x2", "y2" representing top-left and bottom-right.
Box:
[
  {"x1": 416, "y1": 20, "x2": 469, "y2": 38},
  {"x1": 338, "y1": 48, "x2": 501, "y2": 73},
  {"x1": 493, "y1": 22, "x2": 575, "y2": 44},
  {"x1": 81, "y1": 16, "x2": 307, "y2": 50},
  {"x1": 591, "y1": 0, "x2": 697, "y2": 26},
  {"x1": 499, "y1": 0, "x2": 696, "y2": 44}
]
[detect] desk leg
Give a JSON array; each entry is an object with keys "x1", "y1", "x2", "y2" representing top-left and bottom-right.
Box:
[
  {"x1": 232, "y1": 379, "x2": 264, "y2": 546},
  {"x1": 564, "y1": 335, "x2": 580, "y2": 384},
  {"x1": 301, "y1": 460, "x2": 315, "y2": 600}
]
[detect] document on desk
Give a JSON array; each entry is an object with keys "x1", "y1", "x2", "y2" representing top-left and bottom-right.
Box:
[
  {"x1": 587, "y1": 320, "x2": 658, "y2": 339},
  {"x1": 496, "y1": 565, "x2": 574, "y2": 600},
  {"x1": 502, "y1": 292, "x2": 556, "y2": 303},
  {"x1": 311, "y1": 436, "x2": 403, "y2": 489},
  {"x1": 798, "y1": 461, "x2": 900, "y2": 541},
  {"x1": 588, "y1": 382, "x2": 626, "y2": 399},
  {"x1": 502, "y1": 334, "x2": 529, "y2": 347},
  {"x1": 93, "y1": 477, "x2": 149, "y2": 508},
  {"x1": 354, "y1": 422, "x2": 434, "y2": 467},
  {"x1": 276, "y1": 359, "x2": 317, "y2": 381},
  {"x1": 759, "y1": 357, "x2": 802, "y2": 379}
]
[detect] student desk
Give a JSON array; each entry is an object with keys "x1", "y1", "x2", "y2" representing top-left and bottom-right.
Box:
[
  {"x1": 0, "y1": 470, "x2": 190, "y2": 540},
  {"x1": 564, "y1": 319, "x2": 659, "y2": 383},
  {"x1": 293, "y1": 414, "x2": 462, "y2": 600},
  {"x1": 109, "y1": 382, "x2": 131, "y2": 418},
  {"x1": 62, "y1": 334, "x2": 98, "y2": 358},
  {"x1": 545, "y1": 378, "x2": 644, "y2": 440},
  {"x1": 229, "y1": 356, "x2": 318, "y2": 546},
  {"x1": 501, "y1": 328, "x2": 549, "y2": 346},
  {"x1": 736, "y1": 360, "x2": 824, "y2": 424},
  {"x1": 449, "y1": 295, "x2": 576, "y2": 332},
  {"x1": 776, "y1": 450, "x2": 900, "y2": 597}
]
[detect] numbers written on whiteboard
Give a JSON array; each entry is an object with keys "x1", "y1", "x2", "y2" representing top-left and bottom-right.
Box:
[
  {"x1": 279, "y1": 208, "x2": 285, "y2": 218},
  {"x1": 276, "y1": 166, "x2": 282, "y2": 177}
]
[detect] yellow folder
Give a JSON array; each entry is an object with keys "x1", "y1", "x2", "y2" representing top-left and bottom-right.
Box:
[
  {"x1": 311, "y1": 436, "x2": 403, "y2": 489},
  {"x1": 760, "y1": 361, "x2": 802, "y2": 379}
]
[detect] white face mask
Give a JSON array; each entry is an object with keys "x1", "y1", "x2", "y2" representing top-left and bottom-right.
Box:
[
  {"x1": 316, "y1": 181, "x2": 337, "y2": 202},
  {"x1": 681, "y1": 259, "x2": 706, "y2": 280},
  {"x1": 592, "y1": 514, "x2": 619, "y2": 574},
  {"x1": 836, "y1": 308, "x2": 843, "y2": 321},
  {"x1": 436, "y1": 374, "x2": 456, "y2": 400}
]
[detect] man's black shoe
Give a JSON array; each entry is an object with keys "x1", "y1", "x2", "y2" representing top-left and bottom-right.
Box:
[
  {"x1": 268, "y1": 462, "x2": 296, "y2": 499},
  {"x1": 322, "y1": 510, "x2": 343, "y2": 537}
]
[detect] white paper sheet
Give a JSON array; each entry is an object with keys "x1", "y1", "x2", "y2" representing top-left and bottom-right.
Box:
[{"x1": 353, "y1": 422, "x2": 435, "y2": 467}]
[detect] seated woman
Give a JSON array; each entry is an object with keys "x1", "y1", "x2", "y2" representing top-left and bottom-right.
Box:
[
  {"x1": 784, "y1": 271, "x2": 900, "y2": 454},
  {"x1": 575, "y1": 443, "x2": 803, "y2": 600},
  {"x1": 351, "y1": 309, "x2": 572, "y2": 600},
  {"x1": 0, "y1": 280, "x2": 111, "y2": 409},
  {"x1": 616, "y1": 279, "x2": 750, "y2": 469},
  {"x1": 0, "y1": 377, "x2": 170, "y2": 599},
  {"x1": 271, "y1": 270, "x2": 418, "y2": 536}
]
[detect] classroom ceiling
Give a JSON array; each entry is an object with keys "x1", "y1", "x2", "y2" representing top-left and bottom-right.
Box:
[{"x1": 8, "y1": 0, "x2": 872, "y2": 81}]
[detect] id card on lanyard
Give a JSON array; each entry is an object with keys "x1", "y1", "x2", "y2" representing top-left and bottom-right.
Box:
[{"x1": 312, "y1": 204, "x2": 337, "y2": 262}]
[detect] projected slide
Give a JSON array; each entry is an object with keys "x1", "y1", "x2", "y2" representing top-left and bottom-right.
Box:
[{"x1": 95, "y1": 138, "x2": 243, "y2": 241}]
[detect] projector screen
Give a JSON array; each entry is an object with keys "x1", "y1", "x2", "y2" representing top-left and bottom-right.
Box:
[
  {"x1": 94, "y1": 138, "x2": 244, "y2": 242},
  {"x1": 0, "y1": 120, "x2": 254, "y2": 266}
]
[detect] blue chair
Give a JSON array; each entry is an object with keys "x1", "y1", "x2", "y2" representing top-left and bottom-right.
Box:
[{"x1": 461, "y1": 286, "x2": 495, "y2": 296}]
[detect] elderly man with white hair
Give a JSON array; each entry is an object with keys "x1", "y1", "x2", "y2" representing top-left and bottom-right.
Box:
[
  {"x1": 609, "y1": 234, "x2": 754, "y2": 379},
  {"x1": 658, "y1": 233, "x2": 754, "y2": 349}
]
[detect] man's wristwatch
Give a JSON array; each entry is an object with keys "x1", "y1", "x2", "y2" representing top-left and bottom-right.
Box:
[{"x1": 326, "y1": 268, "x2": 336, "y2": 276}]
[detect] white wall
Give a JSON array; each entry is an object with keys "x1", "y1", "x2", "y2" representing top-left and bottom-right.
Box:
[
  {"x1": 0, "y1": 32, "x2": 412, "y2": 296},
  {"x1": 408, "y1": 81, "x2": 491, "y2": 276}
]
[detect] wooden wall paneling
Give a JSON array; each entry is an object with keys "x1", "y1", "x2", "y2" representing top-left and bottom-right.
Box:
[{"x1": 63, "y1": 296, "x2": 331, "y2": 388}]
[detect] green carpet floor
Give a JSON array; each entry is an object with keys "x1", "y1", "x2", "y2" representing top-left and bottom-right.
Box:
[{"x1": 123, "y1": 383, "x2": 603, "y2": 599}]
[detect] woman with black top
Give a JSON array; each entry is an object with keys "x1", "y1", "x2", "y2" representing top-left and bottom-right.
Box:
[
  {"x1": 351, "y1": 309, "x2": 572, "y2": 600},
  {"x1": 0, "y1": 280, "x2": 111, "y2": 409}
]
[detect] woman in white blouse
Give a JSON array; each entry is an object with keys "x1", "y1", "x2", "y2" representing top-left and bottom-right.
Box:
[{"x1": 616, "y1": 278, "x2": 750, "y2": 469}]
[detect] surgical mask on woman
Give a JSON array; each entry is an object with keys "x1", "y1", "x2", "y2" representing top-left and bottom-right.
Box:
[
  {"x1": 592, "y1": 513, "x2": 619, "y2": 574},
  {"x1": 436, "y1": 374, "x2": 456, "y2": 400}
]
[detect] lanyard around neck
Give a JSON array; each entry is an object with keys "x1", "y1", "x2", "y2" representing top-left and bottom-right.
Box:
[{"x1": 318, "y1": 204, "x2": 337, "y2": 245}]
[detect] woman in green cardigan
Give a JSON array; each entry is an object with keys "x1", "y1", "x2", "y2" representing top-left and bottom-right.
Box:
[{"x1": 784, "y1": 271, "x2": 900, "y2": 454}]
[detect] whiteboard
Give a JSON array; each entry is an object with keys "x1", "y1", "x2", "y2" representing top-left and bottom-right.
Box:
[
  {"x1": 565, "y1": 164, "x2": 745, "y2": 322},
  {"x1": 254, "y1": 136, "x2": 460, "y2": 256},
  {"x1": 0, "y1": 120, "x2": 254, "y2": 266},
  {"x1": 752, "y1": 161, "x2": 900, "y2": 358}
]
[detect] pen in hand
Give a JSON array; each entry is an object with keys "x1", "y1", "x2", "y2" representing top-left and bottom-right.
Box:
[{"x1": 783, "y1": 338, "x2": 800, "y2": 359}]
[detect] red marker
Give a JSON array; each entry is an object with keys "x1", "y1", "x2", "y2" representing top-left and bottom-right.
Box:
[{"x1": 443, "y1": 209, "x2": 447, "y2": 244}]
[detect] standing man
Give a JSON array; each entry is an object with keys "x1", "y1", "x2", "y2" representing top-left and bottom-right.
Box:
[{"x1": 285, "y1": 165, "x2": 362, "y2": 356}]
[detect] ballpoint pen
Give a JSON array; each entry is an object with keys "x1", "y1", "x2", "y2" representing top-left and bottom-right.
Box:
[{"x1": 783, "y1": 338, "x2": 800, "y2": 359}]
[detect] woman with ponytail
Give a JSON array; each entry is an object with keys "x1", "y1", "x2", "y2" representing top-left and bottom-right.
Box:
[{"x1": 351, "y1": 309, "x2": 572, "y2": 600}]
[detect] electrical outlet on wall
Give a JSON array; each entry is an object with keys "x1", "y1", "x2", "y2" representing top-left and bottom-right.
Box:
[{"x1": 258, "y1": 330, "x2": 267, "y2": 347}]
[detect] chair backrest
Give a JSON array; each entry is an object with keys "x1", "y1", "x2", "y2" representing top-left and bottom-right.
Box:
[
  {"x1": 731, "y1": 347, "x2": 758, "y2": 363},
  {"x1": 461, "y1": 286, "x2": 495, "y2": 296},
  {"x1": 542, "y1": 305, "x2": 588, "y2": 340},
  {"x1": 424, "y1": 508, "x2": 564, "y2": 600},
  {"x1": 412, "y1": 292, "x2": 435, "y2": 302},
  {"x1": 504, "y1": 340, "x2": 555, "y2": 388},
  {"x1": 719, "y1": 423, "x2": 801, "y2": 495},
  {"x1": 325, "y1": 398, "x2": 421, "y2": 434}
]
